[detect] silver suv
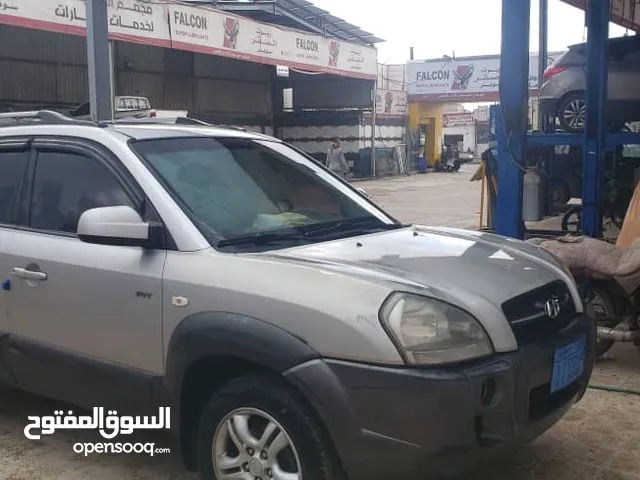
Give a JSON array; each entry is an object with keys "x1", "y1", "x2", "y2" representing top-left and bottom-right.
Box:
[
  {"x1": 0, "y1": 111, "x2": 595, "y2": 480},
  {"x1": 540, "y1": 35, "x2": 640, "y2": 132}
]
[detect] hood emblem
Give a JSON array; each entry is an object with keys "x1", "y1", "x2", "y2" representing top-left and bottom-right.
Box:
[{"x1": 544, "y1": 297, "x2": 561, "y2": 319}]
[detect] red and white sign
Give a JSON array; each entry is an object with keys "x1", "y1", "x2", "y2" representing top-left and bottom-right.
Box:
[
  {"x1": 375, "y1": 89, "x2": 408, "y2": 117},
  {"x1": 0, "y1": 0, "x2": 378, "y2": 80},
  {"x1": 0, "y1": 0, "x2": 171, "y2": 47},
  {"x1": 407, "y1": 51, "x2": 565, "y2": 101}
]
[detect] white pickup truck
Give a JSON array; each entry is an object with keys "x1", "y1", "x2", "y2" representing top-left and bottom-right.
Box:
[{"x1": 69, "y1": 96, "x2": 188, "y2": 120}]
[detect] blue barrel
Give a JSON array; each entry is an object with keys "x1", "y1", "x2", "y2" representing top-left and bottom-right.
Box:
[
  {"x1": 355, "y1": 149, "x2": 372, "y2": 176},
  {"x1": 417, "y1": 157, "x2": 428, "y2": 173}
]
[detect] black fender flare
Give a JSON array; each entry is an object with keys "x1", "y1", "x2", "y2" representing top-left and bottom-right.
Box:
[{"x1": 164, "y1": 311, "x2": 320, "y2": 441}]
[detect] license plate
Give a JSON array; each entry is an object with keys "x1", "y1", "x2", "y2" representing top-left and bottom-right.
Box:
[{"x1": 550, "y1": 335, "x2": 586, "y2": 394}]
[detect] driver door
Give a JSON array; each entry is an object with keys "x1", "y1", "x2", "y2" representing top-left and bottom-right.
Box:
[
  {"x1": 4, "y1": 139, "x2": 166, "y2": 408},
  {"x1": 0, "y1": 141, "x2": 31, "y2": 384}
]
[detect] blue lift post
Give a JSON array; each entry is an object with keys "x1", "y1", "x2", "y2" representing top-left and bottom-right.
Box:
[
  {"x1": 497, "y1": 0, "x2": 640, "y2": 240},
  {"x1": 495, "y1": 0, "x2": 531, "y2": 239},
  {"x1": 581, "y1": 0, "x2": 610, "y2": 238}
]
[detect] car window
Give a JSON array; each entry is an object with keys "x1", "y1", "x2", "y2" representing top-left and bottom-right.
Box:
[
  {"x1": 29, "y1": 150, "x2": 134, "y2": 234},
  {"x1": 0, "y1": 149, "x2": 28, "y2": 225},
  {"x1": 130, "y1": 137, "x2": 392, "y2": 242}
]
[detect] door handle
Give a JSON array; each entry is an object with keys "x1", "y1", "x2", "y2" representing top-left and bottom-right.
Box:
[{"x1": 12, "y1": 267, "x2": 47, "y2": 281}]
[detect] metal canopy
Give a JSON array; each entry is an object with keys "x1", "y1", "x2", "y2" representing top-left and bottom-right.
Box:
[
  {"x1": 182, "y1": 0, "x2": 384, "y2": 46},
  {"x1": 560, "y1": 0, "x2": 640, "y2": 32}
]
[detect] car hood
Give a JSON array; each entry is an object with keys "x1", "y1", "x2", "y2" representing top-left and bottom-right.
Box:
[{"x1": 265, "y1": 225, "x2": 577, "y2": 311}]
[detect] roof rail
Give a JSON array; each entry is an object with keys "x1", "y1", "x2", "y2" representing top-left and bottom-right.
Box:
[
  {"x1": 175, "y1": 116, "x2": 211, "y2": 126},
  {"x1": 110, "y1": 117, "x2": 247, "y2": 131},
  {"x1": 0, "y1": 110, "x2": 97, "y2": 127},
  {"x1": 211, "y1": 124, "x2": 247, "y2": 132},
  {"x1": 109, "y1": 116, "x2": 210, "y2": 126}
]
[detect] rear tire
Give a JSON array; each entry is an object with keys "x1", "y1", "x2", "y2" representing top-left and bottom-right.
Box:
[
  {"x1": 548, "y1": 178, "x2": 572, "y2": 205},
  {"x1": 561, "y1": 204, "x2": 622, "y2": 236},
  {"x1": 197, "y1": 374, "x2": 343, "y2": 480},
  {"x1": 557, "y1": 92, "x2": 586, "y2": 133},
  {"x1": 561, "y1": 205, "x2": 582, "y2": 232}
]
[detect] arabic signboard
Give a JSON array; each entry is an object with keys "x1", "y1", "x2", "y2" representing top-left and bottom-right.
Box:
[
  {"x1": 0, "y1": 0, "x2": 377, "y2": 80},
  {"x1": 560, "y1": 0, "x2": 639, "y2": 32},
  {"x1": 0, "y1": 0, "x2": 171, "y2": 47},
  {"x1": 179, "y1": 10, "x2": 377, "y2": 79},
  {"x1": 443, "y1": 113, "x2": 475, "y2": 127},
  {"x1": 407, "y1": 51, "x2": 565, "y2": 101},
  {"x1": 375, "y1": 89, "x2": 408, "y2": 117}
]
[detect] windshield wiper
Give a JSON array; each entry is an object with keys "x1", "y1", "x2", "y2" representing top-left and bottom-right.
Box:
[
  {"x1": 304, "y1": 217, "x2": 406, "y2": 238},
  {"x1": 216, "y1": 232, "x2": 310, "y2": 248}
]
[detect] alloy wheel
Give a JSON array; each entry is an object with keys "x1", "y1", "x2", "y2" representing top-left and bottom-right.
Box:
[
  {"x1": 212, "y1": 407, "x2": 303, "y2": 480},
  {"x1": 562, "y1": 99, "x2": 586, "y2": 131}
]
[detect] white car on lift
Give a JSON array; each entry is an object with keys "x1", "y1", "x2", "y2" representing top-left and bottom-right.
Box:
[{"x1": 540, "y1": 36, "x2": 640, "y2": 132}]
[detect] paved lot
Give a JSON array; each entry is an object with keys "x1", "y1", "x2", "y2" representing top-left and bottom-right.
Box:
[
  {"x1": 2, "y1": 164, "x2": 640, "y2": 479},
  {"x1": 358, "y1": 163, "x2": 483, "y2": 229}
]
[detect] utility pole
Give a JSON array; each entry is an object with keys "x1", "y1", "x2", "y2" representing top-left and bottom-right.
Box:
[
  {"x1": 371, "y1": 86, "x2": 377, "y2": 177},
  {"x1": 86, "y1": 0, "x2": 113, "y2": 121}
]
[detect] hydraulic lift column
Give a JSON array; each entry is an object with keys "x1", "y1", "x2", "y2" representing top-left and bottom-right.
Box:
[
  {"x1": 581, "y1": 0, "x2": 610, "y2": 237},
  {"x1": 495, "y1": 0, "x2": 531, "y2": 239}
]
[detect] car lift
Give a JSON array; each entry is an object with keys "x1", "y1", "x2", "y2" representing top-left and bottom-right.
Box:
[{"x1": 493, "y1": 0, "x2": 640, "y2": 240}]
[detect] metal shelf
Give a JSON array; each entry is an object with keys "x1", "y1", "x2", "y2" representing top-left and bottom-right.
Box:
[{"x1": 527, "y1": 131, "x2": 640, "y2": 148}]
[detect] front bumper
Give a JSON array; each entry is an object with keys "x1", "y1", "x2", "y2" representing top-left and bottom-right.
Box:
[{"x1": 284, "y1": 313, "x2": 596, "y2": 480}]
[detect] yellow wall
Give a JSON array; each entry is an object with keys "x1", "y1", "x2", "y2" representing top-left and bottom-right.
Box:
[{"x1": 409, "y1": 101, "x2": 447, "y2": 165}]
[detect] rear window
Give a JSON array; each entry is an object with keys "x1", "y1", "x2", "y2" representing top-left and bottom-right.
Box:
[
  {"x1": 555, "y1": 47, "x2": 585, "y2": 65},
  {"x1": 561, "y1": 37, "x2": 639, "y2": 63}
]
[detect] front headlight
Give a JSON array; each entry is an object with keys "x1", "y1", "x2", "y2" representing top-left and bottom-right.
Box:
[{"x1": 380, "y1": 293, "x2": 494, "y2": 366}]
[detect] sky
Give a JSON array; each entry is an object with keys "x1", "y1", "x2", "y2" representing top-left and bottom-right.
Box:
[{"x1": 311, "y1": 0, "x2": 629, "y2": 64}]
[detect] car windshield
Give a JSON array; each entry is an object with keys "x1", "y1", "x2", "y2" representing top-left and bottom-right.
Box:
[{"x1": 130, "y1": 136, "x2": 399, "y2": 250}]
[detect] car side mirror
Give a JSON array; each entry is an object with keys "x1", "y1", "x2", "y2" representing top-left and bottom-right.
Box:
[{"x1": 77, "y1": 205, "x2": 157, "y2": 248}]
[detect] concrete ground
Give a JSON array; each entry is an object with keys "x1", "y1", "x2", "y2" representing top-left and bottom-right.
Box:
[
  {"x1": 356, "y1": 163, "x2": 484, "y2": 229},
  {"x1": 2, "y1": 163, "x2": 640, "y2": 479}
]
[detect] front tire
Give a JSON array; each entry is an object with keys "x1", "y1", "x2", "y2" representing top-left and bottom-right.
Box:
[
  {"x1": 197, "y1": 374, "x2": 343, "y2": 480},
  {"x1": 582, "y1": 282, "x2": 619, "y2": 358}
]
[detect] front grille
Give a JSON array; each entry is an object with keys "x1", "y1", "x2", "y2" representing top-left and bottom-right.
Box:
[{"x1": 502, "y1": 280, "x2": 576, "y2": 346}]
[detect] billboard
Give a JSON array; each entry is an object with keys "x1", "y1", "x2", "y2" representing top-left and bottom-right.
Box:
[
  {"x1": 0, "y1": 0, "x2": 377, "y2": 80},
  {"x1": 443, "y1": 113, "x2": 475, "y2": 127},
  {"x1": 375, "y1": 89, "x2": 408, "y2": 117},
  {"x1": 407, "y1": 51, "x2": 565, "y2": 101}
]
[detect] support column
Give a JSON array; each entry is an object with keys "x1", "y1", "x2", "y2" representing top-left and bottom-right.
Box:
[
  {"x1": 86, "y1": 0, "x2": 113, "y2": 121},
  {"x1": 371, "y1": 86, "x2": 377, "y2": 177},
  {"x1": 496, "y1": 0, "x2": 531, "y2": 239},
  {"x1": 581, "y1": 0, "x2": 610, "y2": 237},
  {"x1": 109, "y1": 41, "x2": 116, "y2": 119},
  {"x1": 538, "y1": 0, "x2": 549, "y2": 131}
]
